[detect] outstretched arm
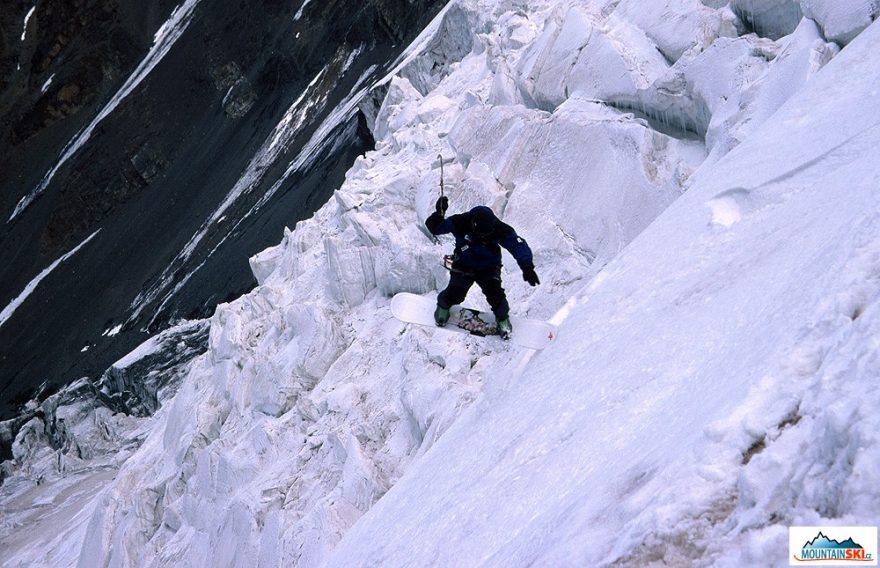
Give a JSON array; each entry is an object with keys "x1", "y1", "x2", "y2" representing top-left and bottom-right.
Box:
[
  {"x1": 499, "y1": 229, "x2": 533, "y2": 268},
  {"x1": 499, "y1": 229, "x2": 540, "y2": 286}
]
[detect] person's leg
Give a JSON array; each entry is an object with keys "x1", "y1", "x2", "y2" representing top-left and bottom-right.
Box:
[
  {"x1": 438, "y1": 272, "x2": 475, "y2": 308},
  {"x1": 436, "y1": 272, "x2": 475, "y2": 325},
  {"x1": 476, "y1": 274, "x2": 510, "y2": 321},
  {"x1": 477, "y1": 274, "x2": 512, "y2": 338}
]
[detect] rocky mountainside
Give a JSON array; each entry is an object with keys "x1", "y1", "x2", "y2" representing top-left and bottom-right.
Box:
[{"x1": 0, "y1": 0, "x2": 447, "y2": 421}]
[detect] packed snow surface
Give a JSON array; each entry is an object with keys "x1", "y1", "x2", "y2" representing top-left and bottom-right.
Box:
[
  {"x1": 331, "y1": 15, "x2": 880, "y2": 567},
  {"x1": 2, "y1": 0, "x2": 879, "y2": 566}
]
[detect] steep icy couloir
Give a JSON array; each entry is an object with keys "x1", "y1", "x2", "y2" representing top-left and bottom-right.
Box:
[{"x1": 1, "y1": 0, "x2": 873, "y2": 566}]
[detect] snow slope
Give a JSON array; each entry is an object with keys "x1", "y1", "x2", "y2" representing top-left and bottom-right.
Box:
[
  {"x1": 2, "y1": 0, "x2": 879, "y2": 566},
  {"x1": 330, "y1": 14, "x2": 880, "y2": 567}
]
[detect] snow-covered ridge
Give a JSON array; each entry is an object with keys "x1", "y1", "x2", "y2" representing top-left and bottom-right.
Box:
[{"x1": 2, "y1": 0, "x2": 878, "y2": 566}]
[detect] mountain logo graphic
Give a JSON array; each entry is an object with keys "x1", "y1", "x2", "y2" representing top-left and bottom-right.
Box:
[
  {"x1": 803, "y1": 533, "x2": 864, "y2": 551},
  {"x1": 790, "y1": 527, "x2": 878, "y2": 565}
]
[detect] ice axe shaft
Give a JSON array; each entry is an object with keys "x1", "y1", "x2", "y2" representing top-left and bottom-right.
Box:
[
  {"x1": 439, "y1": 154, "x2": 445, "y2": 198},
  {"x1": 429, "y1": 154, "x2": 452, "y2": 246},
  {"x1": 431, "y1": 154, "x2": 454, "y2": 198}
]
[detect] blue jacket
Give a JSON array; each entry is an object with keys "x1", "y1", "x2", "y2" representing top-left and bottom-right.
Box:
[{"x1": 426, "y1": 206, "x2": 534, "y2": 275}]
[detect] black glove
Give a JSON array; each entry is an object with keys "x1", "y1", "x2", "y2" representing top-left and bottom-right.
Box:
[
  {"x1": 435, "y1": 196, "x2": 448, "y2": 216},
  {"x1": 522, "y1": 266, "x2": 540, "y2": 286}
]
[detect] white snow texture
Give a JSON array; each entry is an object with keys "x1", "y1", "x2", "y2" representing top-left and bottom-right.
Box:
[{"x1": 2, "y1": 0, "x2": 879, "y2": 566}]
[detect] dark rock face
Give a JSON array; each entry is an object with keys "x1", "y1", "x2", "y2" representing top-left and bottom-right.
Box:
[{"x1": 0, "y1": 0, "x2": 448, "y2": 420}]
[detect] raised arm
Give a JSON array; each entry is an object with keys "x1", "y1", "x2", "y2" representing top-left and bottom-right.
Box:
[
  {"x1": 425, "y1": 211, "x2": 456, "y2": 235},
  {"x1": 425, "y1": 196, "x2": 458, "y2": 235}
]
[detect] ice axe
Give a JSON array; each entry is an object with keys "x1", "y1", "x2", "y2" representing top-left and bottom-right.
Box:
[
  {"x1": 432, "y1": 154, "x2": 454, "y2": 199},
  {"x1": 428, "y1": 154, "x2": 454, "y2": 244}
]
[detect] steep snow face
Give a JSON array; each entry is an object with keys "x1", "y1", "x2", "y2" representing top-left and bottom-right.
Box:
[
  {"x1": 329, "y1": 17, "x2": 880, "y2": 568},
  {"x1": 1, "y1": 0, "x2": 870, "y2": 566}
]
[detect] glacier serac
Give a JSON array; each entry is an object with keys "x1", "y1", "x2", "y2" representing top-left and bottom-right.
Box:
[{"x1": 2, "y1": 0, "x2": 879, "y2": 566}]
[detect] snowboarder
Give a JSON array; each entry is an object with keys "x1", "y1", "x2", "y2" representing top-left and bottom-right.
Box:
[{"x1": 426, "y1": 197, "x2": 539, "y2": 339}]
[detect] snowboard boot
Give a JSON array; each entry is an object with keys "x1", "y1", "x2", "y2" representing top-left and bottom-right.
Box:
[
  {"x1": 434, "y1": 305, "x2": 450, "y2": 326},
  {"x1": 497, "y1": 317, "x2": 512, "y2": 340}
]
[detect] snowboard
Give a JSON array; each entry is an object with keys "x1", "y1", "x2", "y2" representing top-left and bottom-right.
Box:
[{"x1": 390, "y1": 292, "x2": 558, "y2": 350}]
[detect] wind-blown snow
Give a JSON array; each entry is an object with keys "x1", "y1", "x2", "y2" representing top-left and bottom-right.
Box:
[
  {"x1": 0, "y1": 230, "x2": 100, "y2": 330},
  {"x1": 3, "y1": 0, "x2": 879, "y2": 566}
]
